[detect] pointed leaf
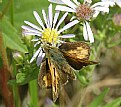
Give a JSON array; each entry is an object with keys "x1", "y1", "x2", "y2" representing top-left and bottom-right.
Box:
[
  {"x1": 88, "y1": 88, "x2": 109, "y2": 107},
  {"x1": 1, "y1": 17, "x2": 28, "y2": 53},
  {"x1": 104, "y1": 97, "x2": 121, "y2": 107}
]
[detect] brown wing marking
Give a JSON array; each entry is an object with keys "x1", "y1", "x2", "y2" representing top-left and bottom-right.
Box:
[
  {"x1": 61, "y1": 53, "x2": 98, "y2": 70},
  {"x1": 38, "y1": 61, "x2": 52, "y2": 88},
  {"x1": 59, "y1": 42, "x2": 90, "y2": 60},
  {"x1": 59, "y1": 42, "x2": 98, "y2": 70},
  {"x1": 48, "y1": 59, "x2": 60, "y2": 102}
]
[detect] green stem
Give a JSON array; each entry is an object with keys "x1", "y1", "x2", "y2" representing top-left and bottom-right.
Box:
[
  {"x1": 9, "y1": 0, "x2": 21, "y2": 106},
  {"x1": 29, "y1": 79, "x2": 39, "y2": 107},
  {"x1": 70, "y1": 24, "x2": 79, "y2": 34},
  {"x1": 10, "y1": 0, "x2": 14, "y2": 25},
  {"x1": 12, "y1": 85, "x2": 21, "y2": 107},
  {"x1": 12, "y1": 61, "x2": 21, "y2": 107}
]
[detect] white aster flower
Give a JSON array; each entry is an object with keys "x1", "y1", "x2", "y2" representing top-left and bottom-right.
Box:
[
  {"x1": 48, "y1": 0, "x2": 115, "y2": 43},
  {"x1": 22, "y1": 4, "x2": 79, "y2": 66},
  {"x1": 102, "y1": 0, "x2": 121, "y2": 7}
]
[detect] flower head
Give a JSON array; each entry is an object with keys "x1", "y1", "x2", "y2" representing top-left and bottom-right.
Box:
[
  {"x1": 76, "y1": 3, "x2": 94, "y2": 21},
  {"x1": 22, "y1": 4, "x2": 78, "y2": 66},
  {"x1": 48, "y1": 0, "x2": 115, "y2": 43}
]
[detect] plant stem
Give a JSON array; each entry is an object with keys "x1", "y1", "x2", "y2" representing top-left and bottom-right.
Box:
[
  {"x1": 9, "y1": 0, "x2": 21, "y2": 106},
  {"x1": 29, "y1": 79, "x2": 39, "y2": 107},
  {"x1": 0, "y1": 30, "x2": 14, "y2": 107},
  {"x1": 10, "y1": 0, "x2": 14, "y2": 25},
  {"x1": 12, "y1": 61, "x2": 21, "y2": 107}
]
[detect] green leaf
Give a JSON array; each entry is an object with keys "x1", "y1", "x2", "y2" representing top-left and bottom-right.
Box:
[
  {"x1": 16, "y1": 72, "x2": 26, "y2": 84},
  {"x1": 1, "y1": 17, "x2": 28, "y2": 53},
  {"x1": 76, "y1": 72, "x2": 89, "y2": 86},
  {"x1": 16, "y1": 69, "x2": 39, "y2": 85},
  {"x1": 104, "y1": 97, "x2": 121, "y2": 107},
  {"x1": 88, "y1": 88, "x2": 109, "y2": 107}
]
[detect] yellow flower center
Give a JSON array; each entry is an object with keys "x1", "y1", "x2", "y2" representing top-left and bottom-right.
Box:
[{"x1": 42, "y1": 28, "x2": 58, "y2": 45}]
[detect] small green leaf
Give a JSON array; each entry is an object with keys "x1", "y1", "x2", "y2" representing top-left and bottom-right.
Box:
[
  {"x1": 16, "y1": 69, "x2": 39, "y2": 85},
  {"x1": 16, "y1": 72, "x2": 26, "y2": 84},
  {"x1": 104, "y1": 97, "x2": 121, "y2": 107},
  {"x1": 88, "y1": 88, "x2": 109, "y2": 107},
  {"x1": 1, "y1": 17, "x2": 28, "y2": 53},
  {"x1": 75, "y1": 72, "x2": 89, "y2": 86}
]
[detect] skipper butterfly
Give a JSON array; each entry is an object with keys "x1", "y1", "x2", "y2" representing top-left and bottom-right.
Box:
[{"x1": 38, "y1": 42, "x2": 97, "y2": 102}]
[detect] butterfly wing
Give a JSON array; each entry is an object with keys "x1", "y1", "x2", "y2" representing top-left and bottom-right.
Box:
[
  {"x1": 48, "y1": 58, "x2": 60, "y2": 102},
  {"x1": 42, "y1": 45, "x2": 78, "y2": 102},
  {"x1": 59, "y1": 42, "x2": 90, "y2": 60},
  {"x1": 63, "y1": 55, "x2": 97, "y2": 70},
  {"x1": 59, "y1": 42, "x2": 98, "y2": 70},
  {"x1": 38, "y1": 60, "x2": 52, "y2": 89},
  {"x1": 48, "y1": 46, "x2": 76, "y2": 80}
]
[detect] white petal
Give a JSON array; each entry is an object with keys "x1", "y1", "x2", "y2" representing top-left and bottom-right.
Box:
[
  {"x1": 58, "y1": 20, "x2": 79, "y2": 34},
  {"x1": 48, "y1": 0, "x2": 64, "y2": 4},
  {"x1": 23, "y1": 32, "x2": 42, "y2": 36},
  {"x1": 58, "y1": 40, "x2": 65, "y2": 44},
  {"x1": 33, "y1": 11, "x2": 45, "y2": 29},
  {"x1": 30, "y1": 47, "x2": 42, "y2": 63},
  {"x1": 60, "y1": 34, "x2": 75, "y2": 38},
  {"x1": 53, "y1": 10, "x2": 60, "y2": 29},
  {"x1": 83, "y1": 22, "x2": 88, "y2": 41},
  {"x1": 22, "y1": 26, "x2": 42, "y2": 34},
  {"x1": 48, "y1": 4, "x2": 53, "y2": 28},
  {"x1": 70, "y1": 16, "x2": 76, "y2": 21},
  {"x1": 56, "y1": 5, "x2": 76, "y2": 12},
  {"x1": 93, "y1": 11, "x2": 100, "y2": 18},
  {"x1": 24, "y1": 21, "x2": 42, "y2": 31},
  {"x1": 91, "y1": 1, "x2": 115, "y2": 8},
  {"x1": 55, "y1": 12, "x2": 68, "y2": 30},
  {"x1": 36, "y1": 52, "x2": 45, "y2": 66},
  {"x1": 31, "y1": 38, "x2": 40, "y2": 41},
  {"x1": 93, "y1": 7, "x2": 109, "y2": 13},
  {"x1": 34, "y1": 41, "x2": 41, "y2": 47},
  {"x1": 85, "y1": 21, "x2": 94, "y2": 43},
  {"x1": 116, "y1": 1, "x2": 121, "y2": 7},
  {"x1": 61, "y1": 0, "x2": 77, "y2": 9},
  {"x1": 73, "y1": 0, "x2": 79, "y2": 5},
  {"x1": 42, "y1": 9, "x2": 49, "y2": 28}
]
